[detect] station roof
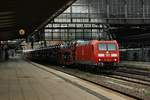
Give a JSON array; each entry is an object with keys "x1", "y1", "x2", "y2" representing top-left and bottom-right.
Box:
[{"x1": 0, "y1": 0, "x2": 74, "y2": 40}]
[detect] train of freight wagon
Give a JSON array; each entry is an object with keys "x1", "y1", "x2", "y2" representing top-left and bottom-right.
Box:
[{"x1": 24, "y1": 40, "x2": 120, "y2": 68}]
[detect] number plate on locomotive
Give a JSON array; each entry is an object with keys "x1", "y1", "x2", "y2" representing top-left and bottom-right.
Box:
[{"x1": 105, "y1": 54, "x2": 110, "y2": 56}]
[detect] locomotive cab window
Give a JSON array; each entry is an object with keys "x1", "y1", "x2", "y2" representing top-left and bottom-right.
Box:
[
  {"x1": 107, "y1": 44, "x2": 116, "y2": 51},
  {"x1": 98, "y1": 43, "x2": 116, "y2": 51},
  {"x1": 98, "y1": 44, "x2": 107, "y2": 50}
]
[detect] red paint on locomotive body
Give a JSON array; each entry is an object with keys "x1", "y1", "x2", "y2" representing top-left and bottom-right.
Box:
[{"x1": 75, "y1": 40, "x2": 120, "y2": 66}]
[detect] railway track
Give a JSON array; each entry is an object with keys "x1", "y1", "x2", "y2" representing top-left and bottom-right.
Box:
[
  {"x1": 51, "y1": 66, "x2": 150, "y2": 100},
  {"x1": 27, "y1": 59, "x2": 150, "y2": 100},
  {"x1": 105, "y1": 74, "x2": 150, "y2": 87},
  {"x1": 76, "y1": 66, "x2": 150, "y2": 86},
  {"x1": 51, "y1": 67, "x2": 150, "y2": 99},
  {"x1": 116, "y1": 67, "x2": 150, "y2": 77},
  {"x1": 30, "y1": 63, "x2": 139, "y2": 100},
  {"x1": 112, "y1": 67, "x2": 150, "y2": 84}
]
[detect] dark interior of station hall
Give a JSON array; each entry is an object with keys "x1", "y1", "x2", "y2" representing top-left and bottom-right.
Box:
[{"x1": 0, "y1": 0, "x2": 150, "y2": 100}]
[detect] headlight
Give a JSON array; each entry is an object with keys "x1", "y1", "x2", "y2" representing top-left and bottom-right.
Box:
[
  {"x1": 99, "y1": 59, "x2": 101, "y2": 61},
  {"x1": 111, "y1": 54, "x2": 117, "y2": 57},
  {"x1": 114, "y1": 59, "x2": 117, "y2": 61},
  {"x1": 98, "y1": 54, "x2": 105, "y2": 57}
]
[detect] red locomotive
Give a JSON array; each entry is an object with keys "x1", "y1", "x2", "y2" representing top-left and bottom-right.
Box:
[{"x1": 25, "y1": 40, "x2": 120, "y2": 68}]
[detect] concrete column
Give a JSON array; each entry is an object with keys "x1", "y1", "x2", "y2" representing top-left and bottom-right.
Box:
[{"x1": 0, "y1": 48, "x2": 6, "y2": 61}]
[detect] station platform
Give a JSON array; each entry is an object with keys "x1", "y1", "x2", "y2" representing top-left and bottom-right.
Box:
[
  {"x1": 119, "y1": 61, "x2": 150, "y2": 70},
  {"x1": 0, "y1": 56, "x2": 133, "y2": 100}
]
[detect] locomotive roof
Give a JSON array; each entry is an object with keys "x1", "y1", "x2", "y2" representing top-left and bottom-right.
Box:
[{"x1": 77, "y1": 40, "x2": 118, "y2": 45}]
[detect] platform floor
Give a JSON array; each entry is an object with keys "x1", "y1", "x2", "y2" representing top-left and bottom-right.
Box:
[
  {"x1": 0, "y1": 56, "x2": 135, "y2": 100},
  {"x1": 0, "y1": 57, "x2": 102, "y2": 100}
]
